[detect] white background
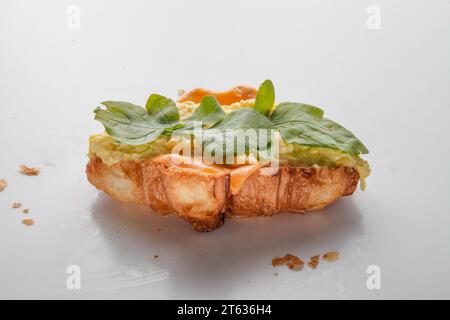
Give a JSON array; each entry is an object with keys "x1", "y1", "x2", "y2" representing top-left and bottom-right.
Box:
[{"x1": 0, "y1": 0, "x2": 449, "y2": 299}]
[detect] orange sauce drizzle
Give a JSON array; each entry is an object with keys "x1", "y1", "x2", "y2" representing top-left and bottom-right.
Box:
[{"x1": 178, "y1": 85, "x2": 257, "y2": 105}]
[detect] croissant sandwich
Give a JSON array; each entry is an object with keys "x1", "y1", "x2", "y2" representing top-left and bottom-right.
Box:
[{"x1": 87, "y1": 80, "x2": 370, "y2": 231}]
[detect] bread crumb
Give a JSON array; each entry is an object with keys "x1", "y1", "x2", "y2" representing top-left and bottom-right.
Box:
[
  {"x1": 307, "y1": 255, "x2": 320, "y2": 270},
  {"x1": 22, "y1": 219, "x2": 34, "y2": 226},
  {"x1": 323, "y1": 251, "x2": 340, "y2": 262},
  {"x1": 272, "y1": 254, "x2": 304, "y2": 271},
  {"x1": 22, "y1": 209, "x2": 30, "y2": 214},
  {"x1": 12, "y1": 202, "x2": 22, "y2": 209},
  {"x1": 272, "y1": 251, "x2": 338, "y2": 272},
  {"x1": 0, "y1": 179, "x2": 7, "y2": 192},
  {"x1": 273, "y1": 272, "x2": 279, "y2": 276},
  {"x1": 19, "y1": 165, "x2": 40, "y2": 176},
  {"x1": 154, "y1": 255, "x2": 159, "y2": 259},
  {"x1": 157, "y1": 228, "x2": 162, "y2": 232}
]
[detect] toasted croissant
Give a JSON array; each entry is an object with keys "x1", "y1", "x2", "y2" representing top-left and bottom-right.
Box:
[{"x1": 86, "y1": 156, "x2": 359, "y2": 231}]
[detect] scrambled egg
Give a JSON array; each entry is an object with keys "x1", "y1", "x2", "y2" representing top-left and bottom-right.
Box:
[
  {"x1": 89, "y1": 134, "x2": 172, "y2": 166},
  {"x1": 89, "y1": 99, "x2": 370, "y2": 186}
]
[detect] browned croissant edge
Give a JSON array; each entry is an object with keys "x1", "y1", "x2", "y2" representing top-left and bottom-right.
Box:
[{"x1": 86, "y1": 156, "x2": 359, "y2": 232}]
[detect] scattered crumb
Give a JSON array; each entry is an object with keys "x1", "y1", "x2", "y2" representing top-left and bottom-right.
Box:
[
  {"x1": 12, "y1": 202, "x2": 22, "y2": 209},
  {"x1": 157, "y1": 228, "x2": 162, "y2": 232},
  {"x1": 0, "y1": 179, "x2": 7, "y2": 192},
  {"x1": 19, "y1": 165, "x2": 40, "y2": 176},
  {"x1": 154, "y1": 255, "x2": 159, "y2": 259},
  {"x1": 22, "y1": 209, "x2": 30, "y2": 214},
  {"x1": 178, "y1": 89, "x2": 185, "y2": 97},
  {"x1": 272, "y1": 254, "x2": 304, "y2": 271},
  {"x1": 323, "y1": 251, "x2": 340, "y2": 262},
  {"x1": 22, "y1": 219, "x2": 34, "y2": 226},
  {"x1": 271, "y1": 250, "x2": 339, "y2": 274},
  {"x1": 307, "y1": 255, "x2": 320, "y2": 270}
]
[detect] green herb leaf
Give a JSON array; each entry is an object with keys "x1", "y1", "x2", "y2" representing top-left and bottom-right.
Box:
[
  {"x1": 94, "y1": 100, "x2": 181, "y2": 145},
  {"x1": 254, "y1": 79, "x2": 275, "y2": 116},
  {"x1": 93, "y1": 81, "x2": 369, "y2": 158},
  {"x1": 271, "y1": 102, "x2": 369, "y2": 155},
  {"x1": 186, "y1": 96, "x2": 225, "y2": 128},
  {"x1": 200, "y1": 108, "x2": 275, "y2": 160},
  {"x1": 145, "y1": 94, "x2": 180, "y2": 125},
  {"x1": 212, "y1": 107, "x2": 274, "y2": 131}
]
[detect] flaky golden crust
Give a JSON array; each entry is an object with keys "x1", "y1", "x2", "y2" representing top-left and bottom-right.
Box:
[
  {"x1": 228, "y1": 166, "x2": 359, "y2": 217},
  {"x1": 87, "y1": 156, "x2": 228, "y2": 231},
  {"x1": 86, "y1": 156, "x2": 359, "y2": 231}
]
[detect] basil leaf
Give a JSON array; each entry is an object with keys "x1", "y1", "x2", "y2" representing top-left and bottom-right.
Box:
[
  {"x1": 254, "y1": 79, "x2": 275, "y2": 116},
  {"x1": 145, "y1": 94, "x2": 180, "y2": 125},
  {"x1": 186, "y1": 96, "x2": 225, "y2": 128},
  {"x1": 271, "y1": 102, "x2": 369, "y2": 155},
  {"x1": 93, "y1": 81, "x2": 369, "y2": 158},
  {"x1": 211, "y1": 107, "x2": 273, "y2": 131},
  {"x1": 94, "y1": 100, "x2": 181, "y2": 145},
  {"x1": 200, "y1": 108, "x2": 275, "y2": 160}
]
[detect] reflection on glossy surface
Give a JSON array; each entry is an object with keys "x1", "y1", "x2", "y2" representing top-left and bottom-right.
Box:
[{"x1": 73, "y1": 192, "x2": 364, "y2": 295}]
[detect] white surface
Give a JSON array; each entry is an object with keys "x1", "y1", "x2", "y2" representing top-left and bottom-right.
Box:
[{"x1": 1, "y1": 0, "x2": 449, "y2": 299}]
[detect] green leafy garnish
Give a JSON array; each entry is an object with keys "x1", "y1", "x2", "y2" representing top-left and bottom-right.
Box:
[
  {"x1": 185, "y1": 96, "x2": 225, "y2": 128},
  {"x1": 212, "y1": 107, "x2": 273, "y2": 131},
  {"x1": 145, "y1": 94, "x2": 181, "y2": 124},
  {"x1": 94, "y1": 98, "x2": 182, "y2": 145},
  {"x1": 200, "y1": 108, "x2": 274, "y2": 160},
  {"x1": 177, "y1": 107, "x2": 274, "y2": 160},
  {"x1": 271, "y1": 102, "x2": 369, "y2": 155},
  {"x1": 93, "y1": 80, "x2": 369, "y2": 157},
  {"x1": 254, "y1": 79, "x2": 275, "y2": 116}
]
